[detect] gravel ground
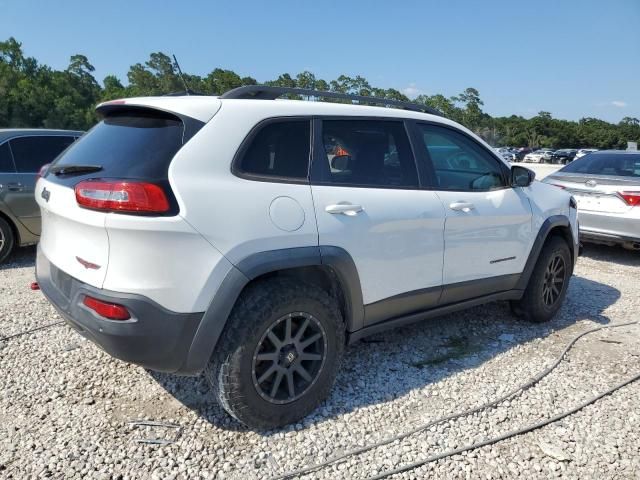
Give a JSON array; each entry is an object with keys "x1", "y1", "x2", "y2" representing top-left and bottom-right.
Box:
[{"x1": 1, "y1": 244, "x2": 639, "y2": 479}]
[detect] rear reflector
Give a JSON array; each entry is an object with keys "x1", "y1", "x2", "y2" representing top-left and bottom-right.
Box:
[
  {"x1": 550, "y1": 184, "x2": 566, "y2": 189},
  {"x1": 75, "y1": 179, "x2": 169, "y2": 213},
  {"x1": 619, "y1": 192, "x2": 640, "y2": 207},
  {"x1": 83, "y1": 296, "x2": 131, "y2": 320}
]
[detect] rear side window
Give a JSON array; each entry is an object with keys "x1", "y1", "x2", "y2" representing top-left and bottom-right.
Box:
[
  {"x1": 236, "y1": 120, "x2": 311, "y2": 180},
  {"x1": 10, "y1": 136, "x2": 75, "y2": 173},
  {"x1": 561, "y1": 153, "x2": 640, "y2": 177},
  {"x1": 317, "y1": 120, "x2": 418, "y2": 188},
  {"x1": 0, "y1": 142, "x2": 14, "y2": 172},
  {"x1": 52, "y1": 110, "x2": 183, "y2": 180},
  {"x1": 417, "y1": 124, "x2": 506, "y2": 191}
]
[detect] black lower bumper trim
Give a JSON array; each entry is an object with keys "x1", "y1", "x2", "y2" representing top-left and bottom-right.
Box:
[{"x1": 36, "y1": 246, "x2": 203, "y2": 373}]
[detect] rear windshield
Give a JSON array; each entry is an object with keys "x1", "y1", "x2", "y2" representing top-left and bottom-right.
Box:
[
  {"x1": 51, "y1": 110, "x2": 183, "y2": 180},
  {"x1": 561, "y1": 153, "x2": 640, "y2": 177}
]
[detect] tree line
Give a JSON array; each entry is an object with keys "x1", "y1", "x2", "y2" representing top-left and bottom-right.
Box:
[{"x1": 1, "y1": 37, "x2": 638, "y2": 149}]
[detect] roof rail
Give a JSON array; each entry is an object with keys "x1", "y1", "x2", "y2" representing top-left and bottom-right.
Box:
[{"x1": 220, "y1": 85, "x2": 443, "y2": 117}]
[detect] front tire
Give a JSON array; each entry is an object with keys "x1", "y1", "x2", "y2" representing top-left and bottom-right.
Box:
[
  {"x1": 205, "y1": 278, "x2": 345, "y2": 429},
  {"x1": 0, "y1": 217, "x2": 15, "y2": 264},
  {"x1": 511, "y1": 236, "x2": 572, "y2": 323}
]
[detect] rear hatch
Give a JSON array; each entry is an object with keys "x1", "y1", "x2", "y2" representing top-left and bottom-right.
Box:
[{"x1": 35, "y1": 100, "x2": 215, "y2": 289}]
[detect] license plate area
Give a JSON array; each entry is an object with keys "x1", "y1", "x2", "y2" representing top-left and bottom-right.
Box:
[
  {"x1": 50, "y1": 264, "x2": 73, "y2": 300},
  {"x1": 570, "y1": 191, "x2": 627, "y2": 213}
]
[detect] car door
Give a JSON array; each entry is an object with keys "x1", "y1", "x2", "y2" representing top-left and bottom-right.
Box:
[
  {"x1": 413, "y1": 123, "x2": 533, "y2": 304},
  {"x1": 0, "y1": 141, "x2": 18, "y2": 217},
  {"x1": 7, "y1": 135, "x2": 76, "y2": 234},
  {"x1": 310, "y1": 118, "x2": 446, "y2": 325}
]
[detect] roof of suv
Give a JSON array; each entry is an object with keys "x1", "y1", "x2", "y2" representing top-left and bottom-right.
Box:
[
  {"x1": 97, "y1": 95, "x2": 463, "y2": 131},
  {"x1": 0, "y1": 129, "x2": 84, "y2": 143}
]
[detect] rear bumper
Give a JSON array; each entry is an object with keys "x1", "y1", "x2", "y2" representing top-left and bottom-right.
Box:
[
  {"x1": 578, "y1": 210, "x2": 640, "y2": 245},
  {"x1": 580, "y1": 229, "x2": 640, "y2": 245},
  {"x1": 36, "y1": 246, "x2": 203, "y2": 374}
]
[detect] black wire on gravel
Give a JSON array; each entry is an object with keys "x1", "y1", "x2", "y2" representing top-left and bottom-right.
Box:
[
  {"x1": 270, "y1": 321, "x2": 640, "y2": 480},
  {"x1": 0, "y1": 320, "x2": 65, "y2": 342}
]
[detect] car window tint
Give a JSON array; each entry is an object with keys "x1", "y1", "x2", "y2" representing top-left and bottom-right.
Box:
[
  {"x1": 561, "y1": 153, "x2": 640, "y2": 177},
  {"x1": 0, "y1": 142, "x2": 15, "y2": 173},
  {"x1": 238, "y1": 120, "x2": 310, "y2": 180},
  {"x1": 319, "y1": 120, "x2": 418, "y2": 188},
  {"x1": 54, "y1": 112, "x2": 182, "y2": 179},
  {"x1": 10, "y1": 136, "x2": 76, "y2": 173},
  {"x1": 418, "y1": 124, "x2": 506, "y2": 191}
]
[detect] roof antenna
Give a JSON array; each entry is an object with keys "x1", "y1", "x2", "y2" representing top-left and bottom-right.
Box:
[{"x1": 172, "y1": 54, "x2": 193, "y2": 96}]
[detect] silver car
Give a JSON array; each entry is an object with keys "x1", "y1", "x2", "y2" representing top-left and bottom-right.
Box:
[
  {"x1": 543, "y1": 150, "x2": 640, "y2": 250},
  {"x1": 0, "y1": 129, "x2": 82, "y2": 262}
]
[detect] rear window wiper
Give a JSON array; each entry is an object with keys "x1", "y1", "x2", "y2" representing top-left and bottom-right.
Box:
[{"x1": 50, "y1": 165, "x2": 103, "y2": 176}]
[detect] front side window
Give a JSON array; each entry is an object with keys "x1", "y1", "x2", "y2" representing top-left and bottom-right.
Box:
[
  {"x1": 10, "y1": 136, "x2": 76, "y2": 173},
  {"x1": 237, "y1": 120, "x2": 311, "y2": 180},
  {"x1": 0, "y1": 142, "x2": 15, "y2": 173},
  {"x1": 318, "y1": 120, "x2": 418, "y2": 188},
  {"x1": 417, "y1": 124, "x2": 506, "y2": 191}
]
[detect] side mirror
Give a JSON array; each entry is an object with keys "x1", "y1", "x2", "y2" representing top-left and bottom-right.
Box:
[
  {"x1": 330, "y1": 154, "x2": 352, "y2": 171},
  {"x1": 511, "y1": 165, "x2": 535, "y2": 187}
]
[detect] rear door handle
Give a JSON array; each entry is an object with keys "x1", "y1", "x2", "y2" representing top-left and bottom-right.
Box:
[
  {"x1": 325, "y1": 203, "x2": 364, "y2": 216},
  {"x1": 7, "y1": 182, "x2": 24, "y2": 192},
  {"x1": 449, "y1": 201, "x2": 475, "y2": 212}
]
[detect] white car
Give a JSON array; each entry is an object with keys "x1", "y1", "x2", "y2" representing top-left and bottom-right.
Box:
[
  {"x1": 575, "y1": 148, "x2": 598, "y2": 159},
  {"x1": 35, "y1": 86, "x2": 579, "y2": 429},
  {"x1": 524, "y1": 149, "x2": 553, "y2": 163}
]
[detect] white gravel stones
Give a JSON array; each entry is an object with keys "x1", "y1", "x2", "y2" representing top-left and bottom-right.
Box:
[{"x1": 1, "y1": 244, "x2": 639, "y2": 479}]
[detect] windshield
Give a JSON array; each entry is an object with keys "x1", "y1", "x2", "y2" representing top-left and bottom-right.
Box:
[{"x1": 561, "y1": 153, "x2": 640, "y2": 177}]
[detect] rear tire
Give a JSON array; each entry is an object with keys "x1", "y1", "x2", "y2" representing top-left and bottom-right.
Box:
[
  {"x1": 511, "y1": 236, "x2": 572, "y2": 323},
  {"x1": 205, "y1": 278, "x2": 345, "y2": 429},
  {"x1": 0, "y1": 217, "x2": 15, "y2": 264}
]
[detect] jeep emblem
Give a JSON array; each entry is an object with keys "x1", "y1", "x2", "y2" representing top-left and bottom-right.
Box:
[{"x1": 41, "y1": 187, "x2": 51, "y2": 202}]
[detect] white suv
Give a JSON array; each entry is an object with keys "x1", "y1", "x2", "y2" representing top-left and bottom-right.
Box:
[{"x1": 35, "y1": 86, "x2": 579, "y2": 429}]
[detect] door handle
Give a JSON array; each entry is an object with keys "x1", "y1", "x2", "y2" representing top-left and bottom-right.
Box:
[
  {"x1": 449, "y1": 201, "x2": 475, "y2": 212},
  {"x1": 325, "y1": 203, "x2": 364, "y2": 216},
  {"x1": 7, "y1": 182, "x2": 24, "y2": 192}
]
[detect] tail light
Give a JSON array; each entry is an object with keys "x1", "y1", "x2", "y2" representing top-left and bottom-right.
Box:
[
  {"x1": 75, "y1": 180, "x2": 169, "y2": 213},
  {"x1": 36, "y1": 163, "x2": 51, "y2": 182},
  {"x1": 619, "y1": 192, "x2": 640, "y2": 207},
  {"x1": 83, "y1": 296, "x2": 131, "y2": 320}
]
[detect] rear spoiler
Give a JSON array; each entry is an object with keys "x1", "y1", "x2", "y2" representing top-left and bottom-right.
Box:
[{"x1": 96, "y1": 96, "x2": 221, "y2": 124}]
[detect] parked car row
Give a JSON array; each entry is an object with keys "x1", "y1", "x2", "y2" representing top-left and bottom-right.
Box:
[{"x1": 493, "y1": 147, "x2": 601, "y2": 165}]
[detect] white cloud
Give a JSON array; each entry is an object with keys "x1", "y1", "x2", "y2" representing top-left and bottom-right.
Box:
[
  {"x1": 402, "y1": 83, "x2": 422, "y2": 98},
  {"x1": 611, "y1": 100, "x2": 627, "y2": 108}
]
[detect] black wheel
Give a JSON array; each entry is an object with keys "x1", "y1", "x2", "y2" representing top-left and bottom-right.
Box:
[
  {"x1": 205, "y1": 278, "x2": 345, "y2": 429},
  {"x1": 0, "y1": 217, "x2": 15, "y2": 264},
  {"x1": 511, "y1": 236, "x2": 572, "y2": 323}
]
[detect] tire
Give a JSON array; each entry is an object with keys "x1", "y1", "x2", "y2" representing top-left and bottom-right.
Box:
[
  {"x1": 205, "y1": 277, "x2": 345, "y2": 429},
  {"x1": 511, "y1": 236, "x2": 572, "y2": 323},
  {"x1": 0, "y1": 217, "x2": 15, "y2": 264}
]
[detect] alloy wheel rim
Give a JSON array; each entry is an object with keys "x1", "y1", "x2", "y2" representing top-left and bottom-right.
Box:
[
  {"x1": 0, "y1": 228, "x2": 4, "y2": 252},
  {"x1": 542, "y1": 254, "x2": 566, "y2": 307},
  {"x1": 252, "y1": 312, "x2": 327, "y2": 404}
]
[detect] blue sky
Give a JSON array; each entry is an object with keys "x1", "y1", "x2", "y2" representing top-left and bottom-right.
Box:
[{"x1": 2, "y1": 0, "x2": 638, "y2": 122}]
